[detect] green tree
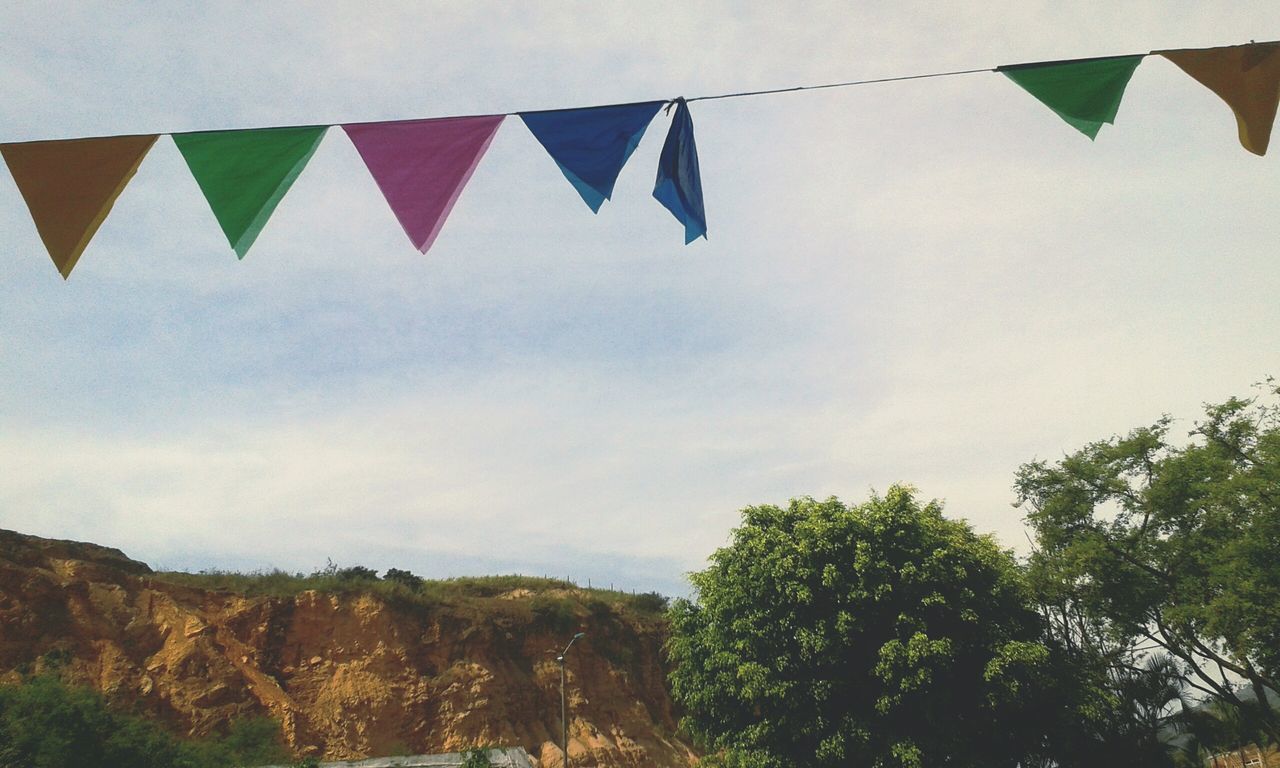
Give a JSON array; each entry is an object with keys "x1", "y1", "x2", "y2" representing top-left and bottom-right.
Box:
[
  {"x1": 0, "y1": 674, "x2": 290, "y2": 768},
  {"x1": 667, "y1": 487, "x2": 1057, "y2": 768},
  {"x1": 0, "y1": 674, "x2": 188, "y2": 768},
  {"x1": 1016, "y1": 384, "x2": 1280, "y2": 745},
  {"x1": 217, "y1": 715, "x2": 292, "y2": 765},
  {"x1": 1173, "y1": 695, "x2": 1277, "y2": 768},
  {"x1": 459, "y1": 747, "x2": 493, "y2": 768},
  {"x1": 335, "y1": 565, "x2": 379, "y2": 582},
  {"x1": 382, "y1": 567, "x2": 425, "y2": 590}
]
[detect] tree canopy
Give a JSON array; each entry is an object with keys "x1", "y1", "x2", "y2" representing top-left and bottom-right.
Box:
[
  {"x1": 0, "y1": 674, "x2": 290, "y2": 768},
  {"x1": 1016, "y1": 384, "x2": 1280, "y2": 746},
  {"x1": 667, "y1": 487, "x2": 1057, "y2": 768}
]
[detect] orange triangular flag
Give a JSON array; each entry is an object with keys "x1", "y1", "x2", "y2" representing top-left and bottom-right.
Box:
[
  {"x1": 1, "y1": 134, "x2": 157, "y2": 278},
  {"x1": 1160, "y1": 42, "x2": 1280, "y2": 155}
]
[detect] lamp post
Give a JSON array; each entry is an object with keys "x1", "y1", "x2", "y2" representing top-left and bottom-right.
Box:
[{"x1": 557, "y1": 632, "x2": 585, "y2": 768}]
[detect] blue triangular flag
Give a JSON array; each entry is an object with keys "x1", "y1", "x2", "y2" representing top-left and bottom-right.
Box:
[
  {"x1": 521, "y1": 101, "x2": 665, "y2": 212},
  {"x1": 653, "y1": 100, "x2": 706, "y2": 243}
]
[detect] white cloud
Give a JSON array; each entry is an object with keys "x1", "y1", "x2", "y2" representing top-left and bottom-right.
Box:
[{"x1": 2, "y1": 2, "x2": 1279, "y2": 594}]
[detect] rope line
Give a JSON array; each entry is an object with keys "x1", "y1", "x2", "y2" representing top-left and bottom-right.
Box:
[
  {"x1": 685, "y1": 67, "x2": 994, "y2": 103},
  {"x1": 3, "y1": 40, "x2": 1274, "y2": 145}
]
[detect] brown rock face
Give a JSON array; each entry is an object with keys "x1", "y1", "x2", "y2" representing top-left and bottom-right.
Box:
[{"x1": 0, "y1": 529, "x2": 697, "y2": 766}]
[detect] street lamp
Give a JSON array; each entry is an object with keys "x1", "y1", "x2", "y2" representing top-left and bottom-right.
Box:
[{"x1": 556, "y1": 632, "x2": 585, "y2": 768}]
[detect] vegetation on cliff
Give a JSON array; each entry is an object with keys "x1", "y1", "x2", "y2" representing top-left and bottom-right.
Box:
[
  {"x1": 152, "y1": 567, "x2": 670, "y2": 630},
  {"x1": 0, "y1": 539, "x2": 692, "y2": 765},
  {"x1": 0, "y1": 673, "x2": 288, "y2": 768}
]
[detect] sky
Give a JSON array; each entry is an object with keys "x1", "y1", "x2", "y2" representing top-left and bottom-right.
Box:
[{"x1": 1, "y1": 2, "x2": 1278, "y2": 597}]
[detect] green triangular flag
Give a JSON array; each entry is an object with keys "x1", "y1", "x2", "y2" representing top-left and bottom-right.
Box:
[
  {"x1": 172, "y1": 125, "x2": 327, "y2": 258},
  {"x1": 999, "y1": 55, "x2": 1145, "y2": 139}
]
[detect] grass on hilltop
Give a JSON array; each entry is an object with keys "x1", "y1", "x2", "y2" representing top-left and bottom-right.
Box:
[{"x1": 150, "y1": 562, "x2": 670, "y2": 628}]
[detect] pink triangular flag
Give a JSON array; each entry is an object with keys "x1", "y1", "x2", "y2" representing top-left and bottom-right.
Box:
[{"x1": 343, "y1": 115, "x2": 505, "y2": 253}]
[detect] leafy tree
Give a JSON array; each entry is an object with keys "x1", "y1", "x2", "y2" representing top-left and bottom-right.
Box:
[
  {"x1": 0, "y1": 674, "x2": 187, "y2": 768},
  {"x1": 529, "y1": 594, "x2": 578, "y2": 633},
  {"x1": 218, "y1": 715, "x2": 292, "y2": 765},
  {"x1": 1082, "y1": 653, "x2": 1190, "y2": 767},
  {"x1": 0, "y1": 674, "x2": 289, "y2": 768},
  {"x1": 383, "y1": 567, "x2": 424, "y2": 590},
  {"x1": 629, "y1": 591, "x2": 669, "y2": 614},
  {"x1": 667, "y1": 487, "x2": 1058, "y2": 768},
  {"x1": 309, "y1": 558, "x2": 379, "y2": 582},
  {"x1": 1173, "y1": 695, "x2": 1278, "y2": 768},
  {"x1": 459, "y1": 747, "x2": 493, "y2": 767},
  {"x1": 335, "y1": 565, "x2": 380, "y2": 582},
  {"x1": 1016, "y1": 384, "x2": 1280, "y2": 745}
]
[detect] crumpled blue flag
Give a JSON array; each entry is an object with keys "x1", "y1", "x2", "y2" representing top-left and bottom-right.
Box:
[
  {"x1": 520, "y1": 101, "x2": 665, "y2": 212},
  {"x1": 653, "y1": 99, "x2": 706, "y2": 243}
]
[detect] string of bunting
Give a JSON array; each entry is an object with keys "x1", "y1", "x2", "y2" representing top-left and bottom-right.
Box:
[{"x1": 1, "y1": 40, "x2": 1277, "y2": 279}]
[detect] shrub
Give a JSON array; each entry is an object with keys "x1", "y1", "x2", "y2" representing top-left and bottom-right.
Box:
[
  {"x1": 530, "y1": 594, "x2": 578, "y2": 633},
  {"x1": 219, "y1": 716, "x2": 291, "y2": 764},
  {"x1": 585, "y1": 597, "x2": 614, "y2": 621},
  {"x1": 628, "y1": 591, "x2": 669, "y2": 614},
  {"x1": 335, "y1": 565, "x2": 379, "y2": 582},
  {"x1": 382, "y1": 568, "x2": 425, "y2": 590},
  {"x1": 460, "y1": 747, "x2": 493, "y2": 767},
  {"x1": 0, "y1": 675, "x2": 289, "y2": 768}
]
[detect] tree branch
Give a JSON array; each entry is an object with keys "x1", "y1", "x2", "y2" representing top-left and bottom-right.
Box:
[{"x1": 1139, "y1": 623, "x2": 1242, "y2": 708}]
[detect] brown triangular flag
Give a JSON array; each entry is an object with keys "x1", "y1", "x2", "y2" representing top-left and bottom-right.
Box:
[
  {"x1": 1, "y1": 134, "x2": 157, "y2": 278},
  {"x1": 1161, "y1": 42, "x2": 1280, "y2": 155}
]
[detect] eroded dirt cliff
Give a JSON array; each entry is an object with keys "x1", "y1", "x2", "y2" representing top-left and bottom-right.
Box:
[{"x1": 0, "y1": 529, "x2": 696, "y2": 766}]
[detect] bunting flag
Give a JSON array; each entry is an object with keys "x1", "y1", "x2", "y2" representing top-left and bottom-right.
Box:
[
  {"x1": 2, "y1": 39, "x2": 1276, "y2": 280},
  {"x1": 343, "y1": 115, "x2": 504, "y2": 253},
  {"x1": 1160, "y1": 42, "x2": 1280, "y2": 156},
  {"x1": 172, "y1": 125, "x2": 327, "y2": 258},
  {"x1": 520, "y1": 101, "x2": 665, "y2": 212},
  {"x1": 653, "y1": 100, "x2": 706, "y2": 243},
  {"x1": 999, "y1": 55, "x2": 1145, "y2": 139},
  {"x1": 0, "y1": 135, "x2": 157, "y2": 278}
]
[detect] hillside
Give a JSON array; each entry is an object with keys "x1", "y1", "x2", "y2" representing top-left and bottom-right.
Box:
[{"x1": 0, "y1": 529, "x2": 696, "y2": 766}]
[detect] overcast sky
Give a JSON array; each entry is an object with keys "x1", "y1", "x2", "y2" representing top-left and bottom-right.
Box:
[{"x1": 2, "y1": 2, "x2": 1278, "y2": 597}]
